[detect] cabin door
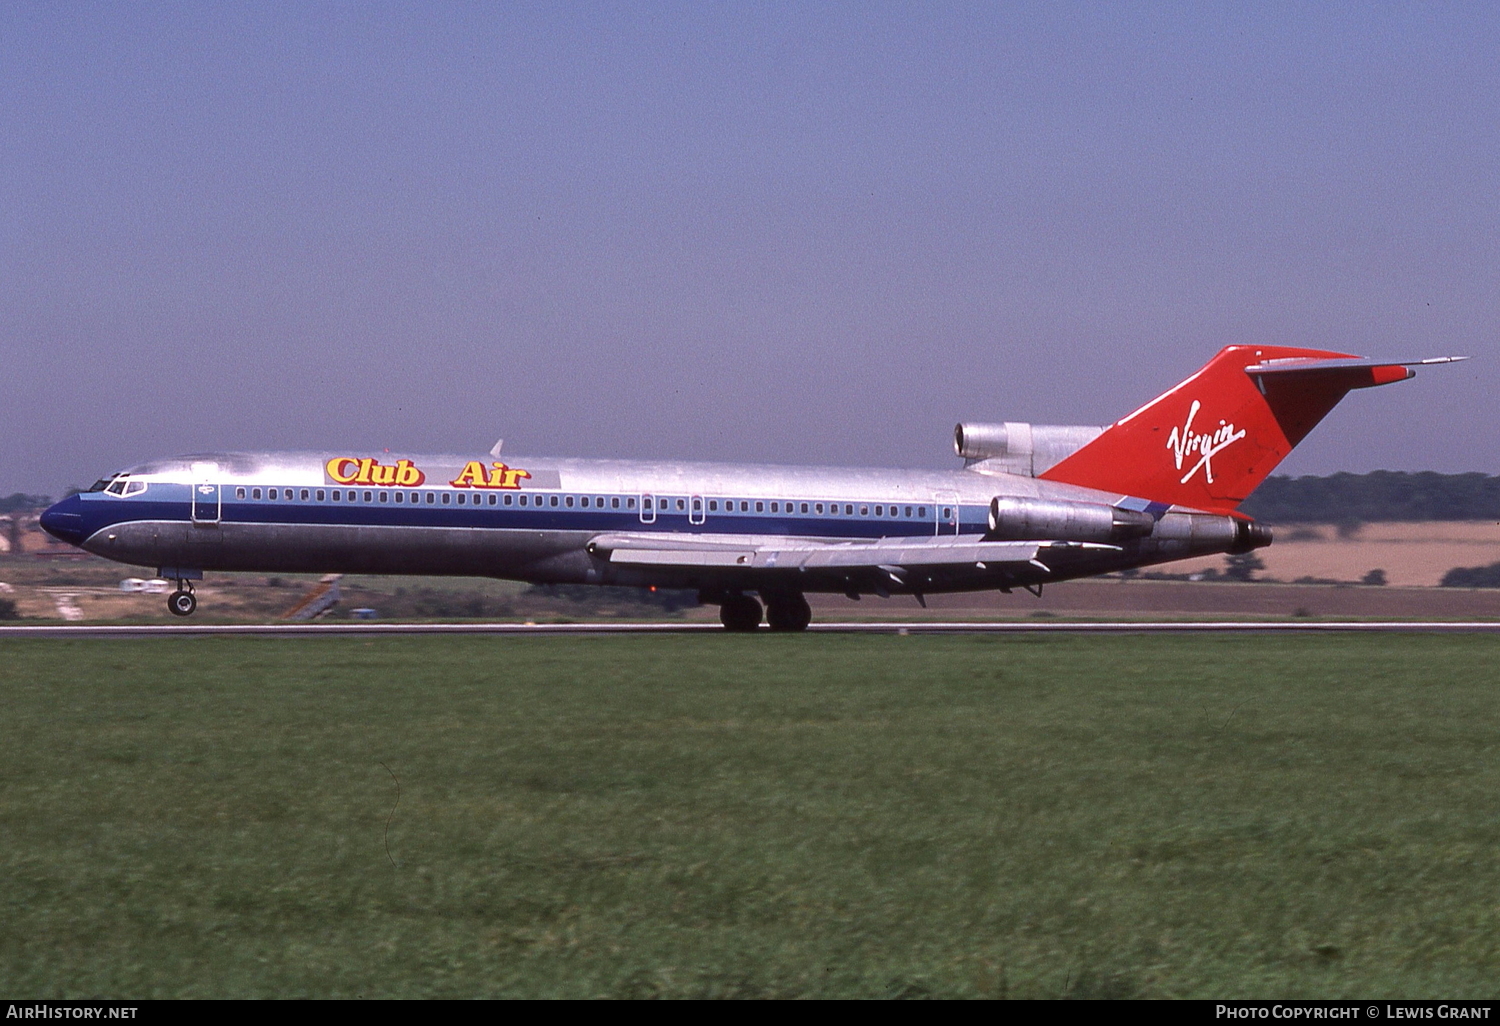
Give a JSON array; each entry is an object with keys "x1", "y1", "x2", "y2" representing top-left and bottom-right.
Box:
[
  {"x1": 933, "y1": 491, "x2": 960, "y2": 536},
  {"x1": 191, "y1": 483, "x2": 221, "y2": 526}
]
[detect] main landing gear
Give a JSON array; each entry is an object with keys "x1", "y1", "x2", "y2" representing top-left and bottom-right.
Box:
[
  {"x1": 719, "y1": 595, "x2": 762, "y2": 632},
  {"x1": 168, "y1": 582, "x2": 197, "y2": 617},
  {"x1": 716, "y1": 593, "x2": 812, "y2": 632},
  {"x1": 765, "y1": 593, "x2": 812, "y2": 632}
]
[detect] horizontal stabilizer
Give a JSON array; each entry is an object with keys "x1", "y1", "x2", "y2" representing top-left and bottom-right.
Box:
[{"x1": 1245, "y1": 355, "x2": 1467, "y2": 387}]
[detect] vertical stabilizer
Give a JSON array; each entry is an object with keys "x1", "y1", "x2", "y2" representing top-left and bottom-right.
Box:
[{"x1": 1039, "y1": 345, "x2": 1441, "y2": 512}]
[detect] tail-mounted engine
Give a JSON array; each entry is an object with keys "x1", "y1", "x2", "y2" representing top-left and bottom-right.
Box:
[
  {"x1": 987, "y1": 496, "x2": 1155, "y2": 543},
  {"x1": 955, "y1": 422, "x2": 1104, "y2": 477}
]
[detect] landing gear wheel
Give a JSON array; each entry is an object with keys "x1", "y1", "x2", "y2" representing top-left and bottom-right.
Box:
[
  {"x1": 765, "y1": 594, "x2": 812, "y2": 632},
  {"x1": 168, "y1": 590, "x2": 197, "y2": 617},
  {"x1": 719, "y1": 595, "x2": 763, "y2": 632}
]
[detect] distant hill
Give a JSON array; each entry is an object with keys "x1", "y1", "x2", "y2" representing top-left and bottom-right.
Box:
[{"x1": 1240, "y1": 472, "x2": 1500, "y2": 523}]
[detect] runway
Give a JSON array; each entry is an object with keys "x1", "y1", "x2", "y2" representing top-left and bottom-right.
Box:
[{"x1": 4, "y1": 620, "x2": 1500, "y2": 638}]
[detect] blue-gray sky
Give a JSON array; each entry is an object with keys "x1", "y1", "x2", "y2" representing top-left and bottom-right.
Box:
[{"x1": 2, "y1": 2, "x2": 1495, "y2": 496}]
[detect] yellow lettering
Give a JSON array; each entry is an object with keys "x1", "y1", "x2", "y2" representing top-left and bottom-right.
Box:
[
  {"x1": 326, "y1": 457, "x2": 360, "y2": 484},
  {"x1": 449, "y1": 461, "x2": 489, "y2": 488},
  {"x1": 487, "y1": 462, "x2": 510, "y2": 487},
  {"x1": 355, "y1": 458, "x2": 377, "y2": 485},
  {"x1": 500, "y1": 467, "x2": 532, "y2": 489},
  {"x1": 372, "y1": 464, "x2": 396, "y2": 486},
  {"x1": 394, "y1": 460, "x2": 425, "y2": 487}
]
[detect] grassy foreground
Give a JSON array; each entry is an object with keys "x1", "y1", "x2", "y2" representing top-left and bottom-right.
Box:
[{"x1": 2, "y1": 634, "x2": 1499, "y2": 998}]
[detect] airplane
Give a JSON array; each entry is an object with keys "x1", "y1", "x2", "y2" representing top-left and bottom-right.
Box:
[{"x1": 39, "y1": 345, "x2": 1463, "y2": 630}]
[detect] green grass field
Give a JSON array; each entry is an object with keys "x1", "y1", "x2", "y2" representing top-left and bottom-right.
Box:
[{"x1": 3, "y1": 633, "x2": 1499, "y2": 998}]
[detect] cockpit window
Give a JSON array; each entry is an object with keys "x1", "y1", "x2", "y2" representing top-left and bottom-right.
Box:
[
  {"x1": 124, "y1": 481, "x2": 147, "y2": 496},
  {"x1": 87, "y1": 478, "x2": 116, "y2": 492},
  {"x1": 105, "y1": 479, "x2": 129, "y2": 496}
]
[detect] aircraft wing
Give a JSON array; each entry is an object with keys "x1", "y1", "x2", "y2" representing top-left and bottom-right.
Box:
[{"x1": 586, "y1": 532, "x2": 1118, "y2": 573}]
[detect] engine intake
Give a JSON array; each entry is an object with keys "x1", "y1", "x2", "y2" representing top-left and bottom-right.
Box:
[{"x1": 955, "y1": 422, "x2": 1104, "y2": 476}]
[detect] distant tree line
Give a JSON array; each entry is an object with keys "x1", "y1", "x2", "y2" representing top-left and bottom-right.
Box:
[
  {"x1": 1241, "y1": 472, "x2": 1500, "y2": 523},
  {"x1": 0, "y1": 493, "x2": 51, "y2": 514}
]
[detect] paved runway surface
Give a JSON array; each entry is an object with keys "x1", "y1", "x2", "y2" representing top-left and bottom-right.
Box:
[{"x1": 4, "y1": 620, "x2": 1500, "y2": 638}]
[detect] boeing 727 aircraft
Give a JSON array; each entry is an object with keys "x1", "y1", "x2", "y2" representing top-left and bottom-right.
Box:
[{"x1": 40, "y1": 346, "x2": 1462, "y2": 630}]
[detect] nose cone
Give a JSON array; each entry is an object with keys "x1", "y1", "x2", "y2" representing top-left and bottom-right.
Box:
[{"x1": 39, "y1": 495, "x2": 87, "y2": 547}]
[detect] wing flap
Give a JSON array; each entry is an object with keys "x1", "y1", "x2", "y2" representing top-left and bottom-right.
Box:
[{"x1": 589, "y1": 532, "x2": 1116, "y2": 572}]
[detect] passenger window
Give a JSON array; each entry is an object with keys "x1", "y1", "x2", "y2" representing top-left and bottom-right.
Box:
[
  {"x1": 363, "y1": 491, "x2": 373, "y2": 502},
  {"x1": 236, "y1": 487, "x2": 247, "y2": 500},
  {"x1": 504, "y1": 494, "x2": 513, "y2": 505},
  {"x1": 442, "y1": 493, "x2": 451, "y2": 505},
  {"x1": 612, "y1": 497, "x2": 620, "y2": 509},
  {"x1": 316, "y1": 490, "x2": 325, "y2": 501},
  {"x1": 815, "y1": 503, "x2": 823, "y2": 514},
  {"x1": 519, "y1": 494, "x2": 528, "y2": 506},
  {"x1": 550, "y1": 496, "x2": 559, "y2": 507},
  {"x1": 875, "y1": 505, "x2": 882, "y2": 516},
  {"x1": 565, "y1": 495, "x2": 574, "y2": 507},
  {"x1": 271, "y1": 488, "x2": 280, "y2": 500},
  {"x1": 709, "y1": 500, "x2": 717, "y2": 512},
  {"x1": 580, "y1": 496, "x2": 589, "y2": 507},
  {"x1": 252, "y1": 488, "x2": 262, "y2": 500},
  {"x1": 627, "y1": 498, "x2": 636, "y2": 508},
  {"x1": 755, "y1": 501, "x2": 764, "y2": 513},
  {"x1": 426, "y1": 492, "x2": 435, "y2": 504},
  {"x1": 845, "y1": 504, "x2": 854, "y2": 515},
  {"x1": 861, "y1": 506, "x2": 869, "y2": 516},
  {"x1": 771, "y1": 502, "x2": 778, "y2": 513},
  {"x1": 459, "y1": 493, "x2": 467, "y2": 505},
  {"x1": 488, "y1": 494, "x2": 497, "y2": 506},
  {"x1": 395, "y1": 492, "x2": 404, "y2": 503},
  {"x1": 692, "y1": 498, "x2": 702, "y2": 511},
  {"x1": 801, "y1": 503, "x2": 809, "y2": 513},
  {"x1": 676, "y1": 498, "x2": 685, "y2": 511},
  {"x1": 918, "y1": 506, "x2": 926, "y2": 517},
  {"x1": 379, "y1": 491, "x2": 389, "y2": 503},
  {"x1": 331, "y1": 490, "x2": 340, "y2": 501},
  {"x1": 301, "y1": 489, "x2": 309, "y2": 501},
  {"x1": 905, "y1": 506, "x2": 912, "y2": 517}
]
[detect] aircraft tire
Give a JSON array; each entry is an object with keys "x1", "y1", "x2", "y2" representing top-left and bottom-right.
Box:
[
  {"x1": 719, "y1": 595, "x2": 762, "y2": 632},
  {"x1": 765, "y1": 594, "x2": 812, "y2": 632},
  {"x1": 168, "y1": 591, "x2": 197, "y2": 617}
]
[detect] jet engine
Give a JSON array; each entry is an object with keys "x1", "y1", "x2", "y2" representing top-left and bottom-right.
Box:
[
  {"x1": 955, "y1": 422, "x2": 1104, "y2": 477},
  {"x1": 987, "y1": 496, "x2": 1155, "y2": 543}
]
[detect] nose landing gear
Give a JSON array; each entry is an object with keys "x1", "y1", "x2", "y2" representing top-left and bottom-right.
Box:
[{"x1": 168, "y1": 582, "x2": 197, "y2": 617}]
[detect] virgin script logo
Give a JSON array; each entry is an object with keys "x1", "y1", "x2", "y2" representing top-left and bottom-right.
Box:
[{"x1": 1166, "y1": 400, "x2": 1246, "y2": 485}]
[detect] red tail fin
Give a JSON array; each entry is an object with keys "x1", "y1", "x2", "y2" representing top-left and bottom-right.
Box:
[{"x1": 1039, "y1": 345, "x2": 1425, "y2": 512}]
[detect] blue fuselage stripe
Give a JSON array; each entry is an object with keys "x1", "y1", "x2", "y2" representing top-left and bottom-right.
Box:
[{"x1": 70, "y1": 486, "x2": 975, "y2": 541}]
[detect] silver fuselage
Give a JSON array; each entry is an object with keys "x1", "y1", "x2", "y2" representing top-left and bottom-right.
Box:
[{"x1": 41, "y1": 450, "x2": 1260, "y2": 597}]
